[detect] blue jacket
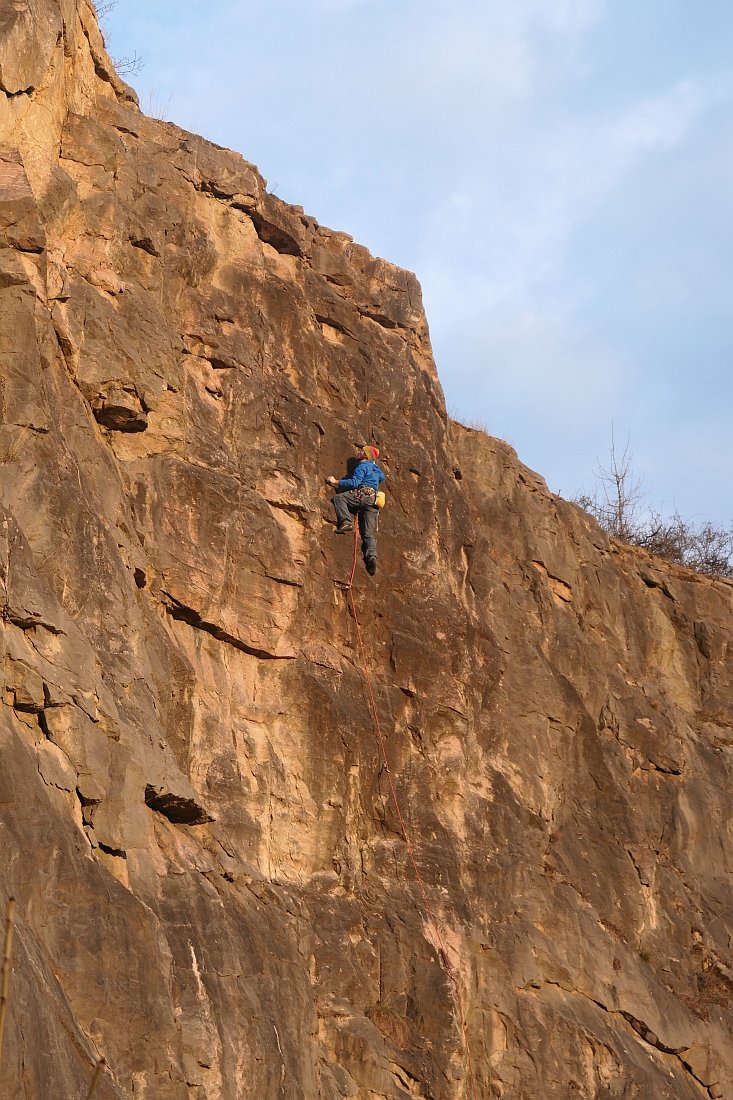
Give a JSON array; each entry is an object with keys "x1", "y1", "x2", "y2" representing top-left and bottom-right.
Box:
[{"x1": 338, "y1": 459, "x2": 385, "y2": 491}]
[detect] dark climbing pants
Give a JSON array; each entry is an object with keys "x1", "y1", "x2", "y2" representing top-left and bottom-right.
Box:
[{"x1": 333, "y1": 491, "x2": 379, "y2": 562}]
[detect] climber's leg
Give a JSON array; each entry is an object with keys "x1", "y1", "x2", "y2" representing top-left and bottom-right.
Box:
[
  {"x1": 333, "y1": 491, "x2": 358, "y2": 531},
  {"x1": 359, "y1": 506, "x2": 379, "y2": 571}
]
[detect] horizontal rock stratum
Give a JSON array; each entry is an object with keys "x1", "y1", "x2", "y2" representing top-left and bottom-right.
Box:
[{"x1": 2, "y1": 3, "x2": 733, "y2": 1098}]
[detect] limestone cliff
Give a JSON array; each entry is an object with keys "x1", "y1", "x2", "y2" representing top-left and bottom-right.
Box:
[{"x1": 2, "y1": 3, "x2": 733, "y2": 1098}]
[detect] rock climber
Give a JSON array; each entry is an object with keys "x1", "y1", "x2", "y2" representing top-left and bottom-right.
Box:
[{"x1": 326, "y1": 444, "x2": 385, "y2": 576}]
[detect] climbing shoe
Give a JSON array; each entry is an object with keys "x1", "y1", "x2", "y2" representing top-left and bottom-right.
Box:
[
  {"x1": 335, "y1": 521, "x2": 353, "y2": 534},
  {"x1": 365, "y1": 557, "x2": 377, "y2": 576}
]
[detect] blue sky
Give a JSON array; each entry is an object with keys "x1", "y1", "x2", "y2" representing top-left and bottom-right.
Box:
[{"x1": 104, "y1": 0, "x2": 733, "y2": 521}]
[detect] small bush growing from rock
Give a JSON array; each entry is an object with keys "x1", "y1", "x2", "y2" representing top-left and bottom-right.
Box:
[{"x1": 365, "y1": 1000, "x2": 410, "y2": 1047}]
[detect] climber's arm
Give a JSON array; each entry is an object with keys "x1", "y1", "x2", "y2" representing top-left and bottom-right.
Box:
[{"x1": 337, "y1": 465, "x2": 366, "y2": 490}]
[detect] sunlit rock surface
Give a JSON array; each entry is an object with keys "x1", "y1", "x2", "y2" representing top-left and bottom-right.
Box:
[{"x1": 1, "y1": 3, "x2": 733, "y2": 1098}]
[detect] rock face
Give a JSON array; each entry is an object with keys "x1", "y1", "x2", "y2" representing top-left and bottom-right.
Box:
[{"x1": 2, "y1": 4, "x2": 733, "y2": 1099}]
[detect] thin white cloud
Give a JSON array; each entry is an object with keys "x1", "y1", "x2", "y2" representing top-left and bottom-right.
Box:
[
  {"x1": 107, "y1": 0, "x2": 733, "y2": 520},
  {"x1": 418, "y1": 79, "x2": 708, "y2": 325},
  {"x1": 296, "y1": 0, "x2": 604, "y2": 24},
  {"x1": 609, "y1": 80, "x2": 704, "y2": 153}
]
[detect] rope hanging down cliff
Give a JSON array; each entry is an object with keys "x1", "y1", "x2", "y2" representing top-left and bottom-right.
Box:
[{"x1": 346, "y1": 525, "x2": 480, "y2": 1100}]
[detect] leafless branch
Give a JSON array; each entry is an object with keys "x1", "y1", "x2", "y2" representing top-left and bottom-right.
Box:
[
  {"x1": 144, "y1": 88, "x2": 173, "y2": 122},
  {"x1": 93, "y1": 0, "x2": 117, "y2": 45},
  {"x1": 111, "y1": 52, "x2": 144, "y2": 77},
  {"x1": 575, "y1": 428, "x2": 646, "y2": 543}
]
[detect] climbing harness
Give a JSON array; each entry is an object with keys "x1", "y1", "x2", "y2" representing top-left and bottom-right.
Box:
[
  {"x1": 346, "y1": 526, "x2": 480, "y2": 1100},
  {"x1": 353, "y1": 486, "x2": 385, "y2": 508}
]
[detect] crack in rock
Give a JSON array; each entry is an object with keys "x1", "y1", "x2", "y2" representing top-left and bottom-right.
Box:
[{"x1": 162, "y1": 593, "x2": 295, "y2": 660}]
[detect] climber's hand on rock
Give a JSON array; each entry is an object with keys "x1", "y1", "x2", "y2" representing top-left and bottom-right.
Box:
[{"x1": 326, "y1": 476, "x2": 338, "y2": 486}]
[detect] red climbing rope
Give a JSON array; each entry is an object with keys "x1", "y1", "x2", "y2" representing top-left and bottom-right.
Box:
[{"x1": 347, "y1": 525, "x2": 480, "y2": 1100}]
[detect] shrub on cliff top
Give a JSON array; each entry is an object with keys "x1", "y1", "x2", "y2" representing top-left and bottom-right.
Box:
[{"x1": 575, "y1": 433, "x2": 733, "y2": 578}]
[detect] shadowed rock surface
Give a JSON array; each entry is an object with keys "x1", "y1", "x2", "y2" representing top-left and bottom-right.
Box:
[{"x1": 1, "y1": 3, "x2": 733, "y2": 1098}]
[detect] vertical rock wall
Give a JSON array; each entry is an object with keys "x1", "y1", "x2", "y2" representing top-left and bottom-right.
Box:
[{"x1": 1, "y1": 3, "x2": 733, "y2": 1098}]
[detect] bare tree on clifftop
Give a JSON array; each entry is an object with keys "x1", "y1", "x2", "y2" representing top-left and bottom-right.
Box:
[
  {"x1": 575, "y1": 431, "x2": 733, "y2": 576},
  {"x1": 576, "y1": 429, "x2": 646, "y2": 543}
]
